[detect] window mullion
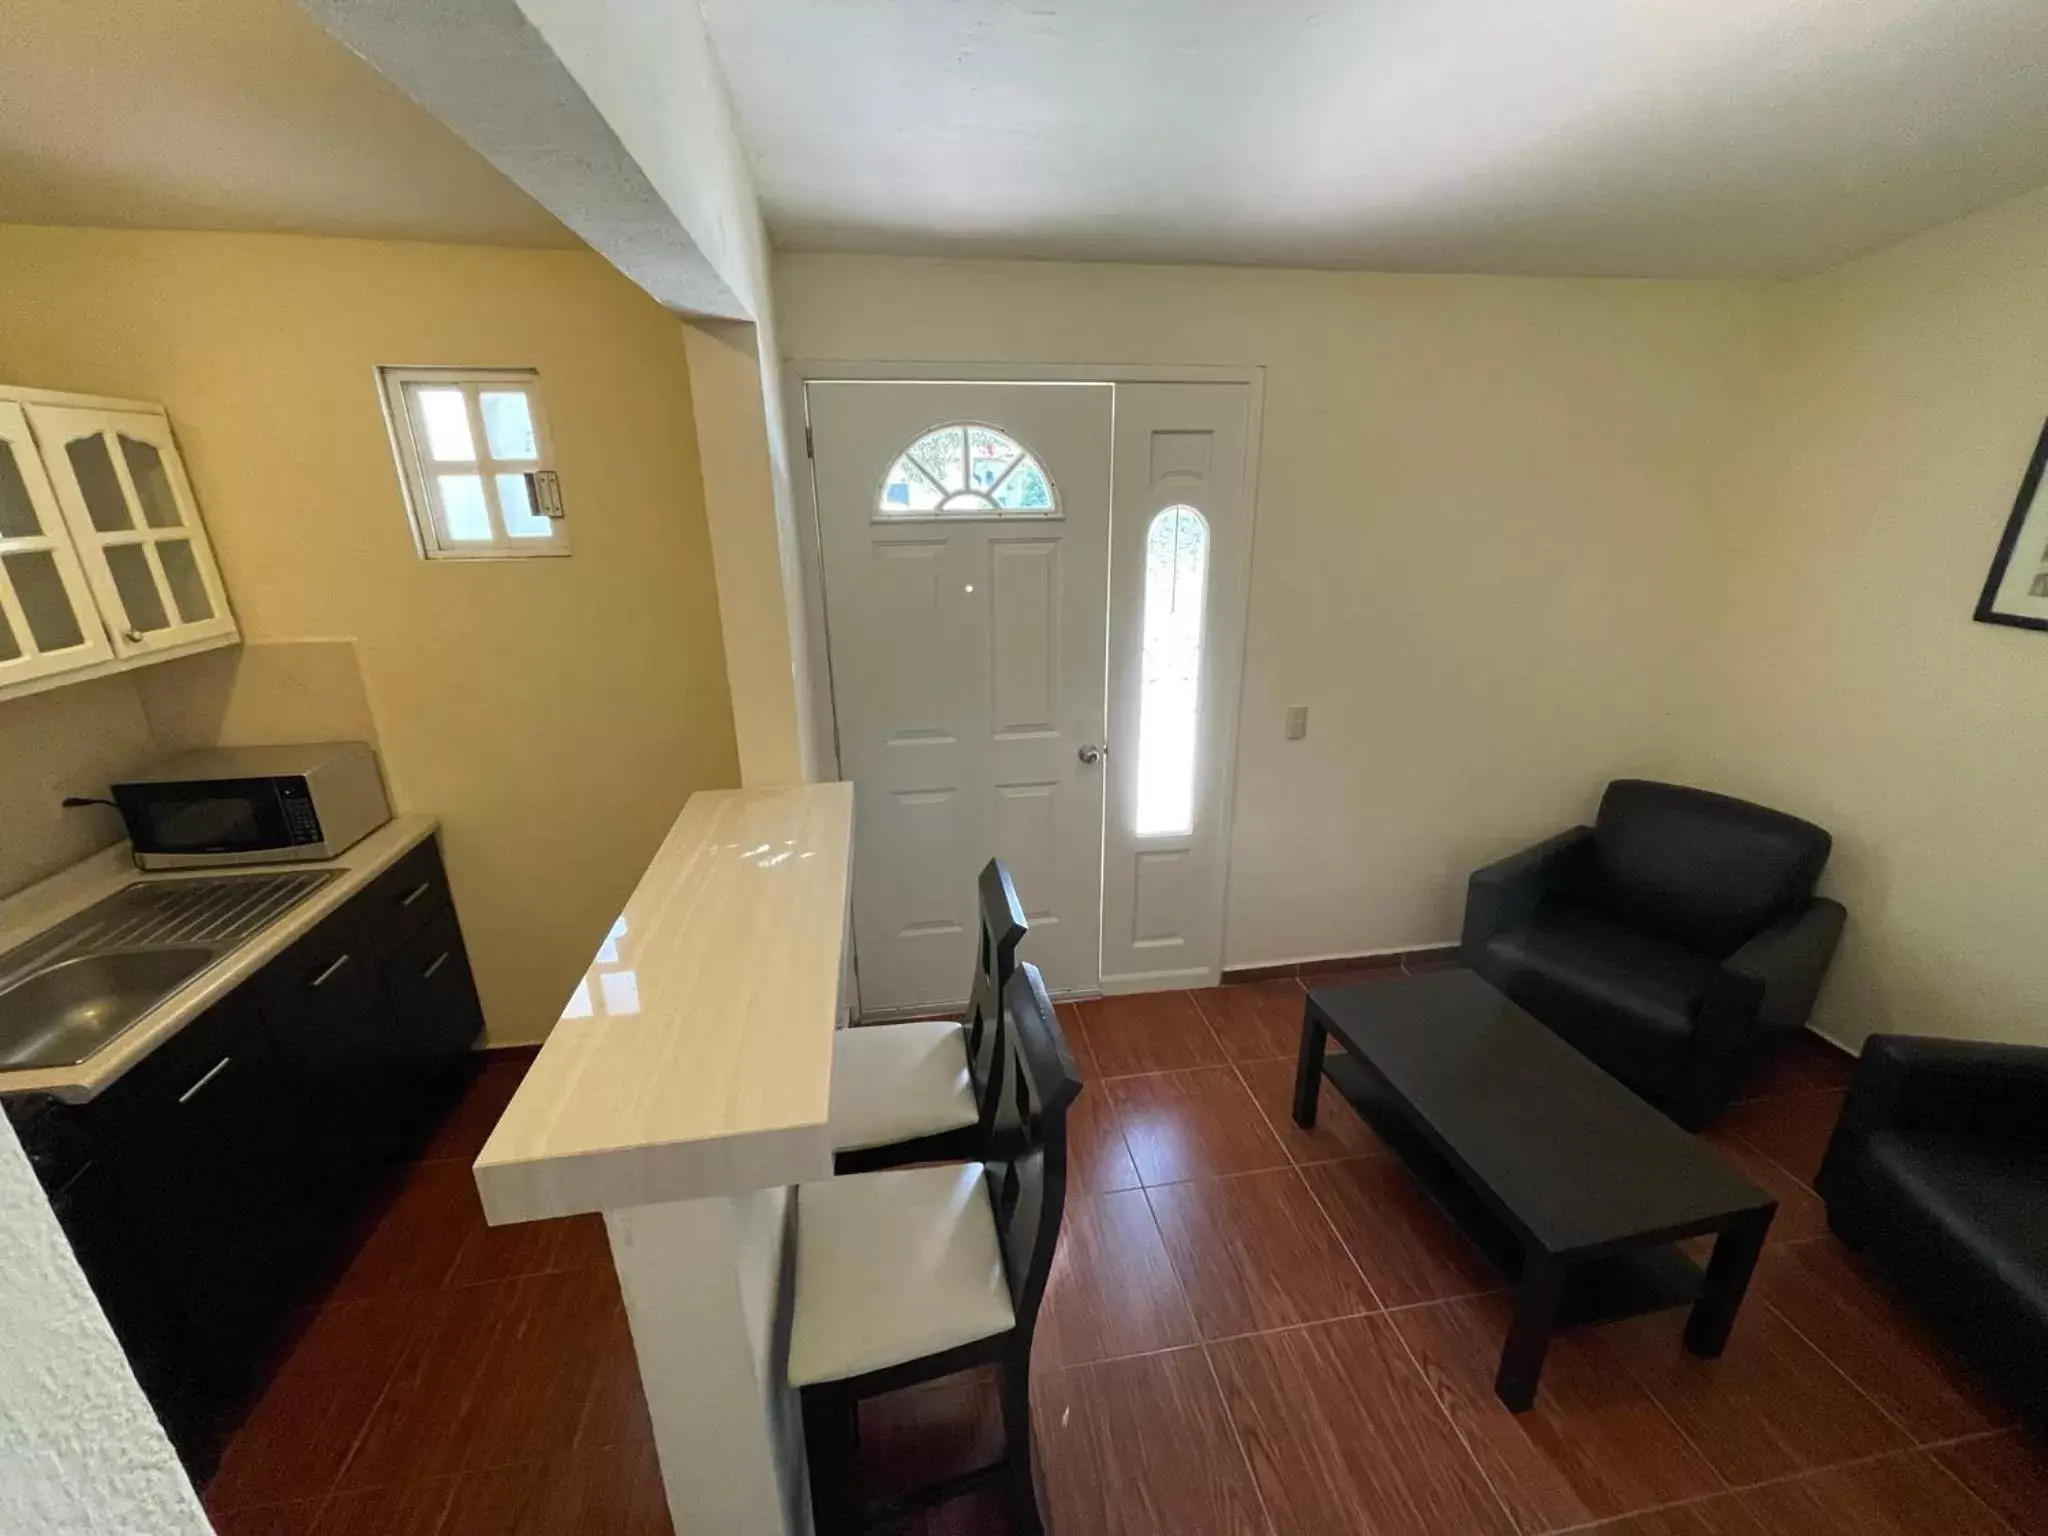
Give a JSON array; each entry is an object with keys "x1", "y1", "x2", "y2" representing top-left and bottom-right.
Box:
[{"x1": 462, "y1": 388, "x2": 507, "y2": 544}]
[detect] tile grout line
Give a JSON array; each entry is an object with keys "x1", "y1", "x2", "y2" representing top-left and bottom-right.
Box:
[
  {"x1": 1717, "y1": 1121, "x2": 1825, "y2": 1200},
  {"x1": 1193, "y1": 1342, "x2": 1283, "y2": 1536},
  {"x1": 1125, "y1": 1165, "x2": 1283, "y2": 1536},
  {"x1": 1302, "y1": 1139, "x2": 1725, "y2": 1533},
  {"x1": 1540, "y1": 1441, "x2": 2016, "y2": 1535},
  {"x1": 1607, "y1": 1338, "x2": 1739, "y2": 1506},
  {"x1": 1286, "y1": 1161, "x2": 1523, "y2": 1530},
  {"x1": 1744, "y1": 1253, "x2": 1946, "y2": 1449},
  {"x1": 1913, "y1": 1428, "x2": 2028, "y2": 1536},
  {"x1": 1290, "y1": 1125, "x2": 1524, "y2": 1534},
  {"x1": 1375, "y1": 1301, "x2": 1525, "y2": 1533}
]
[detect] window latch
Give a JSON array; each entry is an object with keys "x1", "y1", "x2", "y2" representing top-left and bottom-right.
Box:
[{"x1": 525, "y1": 469, "x2": 566, "y2": 520}]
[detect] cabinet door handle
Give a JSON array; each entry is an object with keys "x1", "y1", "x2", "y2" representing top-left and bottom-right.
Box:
[
  {"x1": 422, "y1": 951, "x2": 451, "y2": 980},
  {"x1": 400, "y1": 881, "x2": 433, "y2": 908},
  {"x1": 309, "y1": 953, "x2": 351, "y2": 989},
  {"x1": 178, "y1": 1057, "x2": 233, "y2": 1104}
]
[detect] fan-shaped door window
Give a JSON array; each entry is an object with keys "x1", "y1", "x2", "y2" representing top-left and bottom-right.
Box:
[
  {"x1": 878, "y1": 423, "x2": 1057, "y2": 517},
  {"x1": 1135, "y1": 505, "x2": 1210, "y2": 837}
]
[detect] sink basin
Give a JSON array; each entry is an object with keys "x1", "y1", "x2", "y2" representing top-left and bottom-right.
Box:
[
  {"x1": 0, "y1": 949, "x2": 213, "y2": 1069},
  {"x1": 0, "y1": 869, "x2": 339, "y2": 1074}
]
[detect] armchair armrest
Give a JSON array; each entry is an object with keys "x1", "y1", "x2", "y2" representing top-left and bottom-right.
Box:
[
  {"x1": 1461, "y1": 826, "x2": 1592, "y2": 961},
  {"x1": 1723, "y1": 897, "x2": 1846, "y2": 1035},
  {"x1": 1818, "y1": 1034, "x2": 2048, "y2": 1198}
]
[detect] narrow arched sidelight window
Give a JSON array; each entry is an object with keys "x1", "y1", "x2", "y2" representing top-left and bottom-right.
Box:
[
  {"x1": 878, "y1": 423, "x2": 1056, "y2": 516},
  {"x1": 1135, "y1": 504, "x2": 1209, "y2": 837}
]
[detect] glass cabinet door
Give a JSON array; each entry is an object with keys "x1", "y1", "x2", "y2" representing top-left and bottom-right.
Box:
[
  {"x1": 0, "y1": 401, "x2": 116, "y2": 687},
  {"x1": 24, "y1": 404, "x2": 238, "y2": 658}
]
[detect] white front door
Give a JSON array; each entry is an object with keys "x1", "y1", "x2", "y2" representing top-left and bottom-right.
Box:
[{"x1": 807, "y1": 382, "x2": 1112, "y2": 1012}]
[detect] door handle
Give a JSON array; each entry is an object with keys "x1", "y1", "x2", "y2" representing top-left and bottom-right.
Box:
[
  {"x1": 1077, "y1": 743, "x2": 1109, "y2": 766},
  {"x1": 399, "y1": 881, "x2": 433, "y2": 907},
  {"x1": 309, "y1": 953, "x2": 351, "y2": 989},
  {"x1": 422, "y1": 951, "x2": 451, "y2": 980}
]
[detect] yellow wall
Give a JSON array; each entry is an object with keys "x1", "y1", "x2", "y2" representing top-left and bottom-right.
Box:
[
  {"x1": 681, "y1": 319, "x2": 809, "y2": 784},
  {"x1": 1670, "y1": 186, "x2": 2048, "y2": 1051},
  {"x1": 0, "y1": 224, "x2": 740, "y2": 1045},
  {"x1": 776, "y1": 254, "x2": 1771, "y2": 965}
]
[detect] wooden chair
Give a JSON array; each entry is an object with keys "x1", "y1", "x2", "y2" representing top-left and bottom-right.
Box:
[
  {"x1": 829, "y1": 859, "x2": 1028, "y2": 1175},
  {"x1": 791, "y1": 961, "x2": 1081, "y2": 1534}
]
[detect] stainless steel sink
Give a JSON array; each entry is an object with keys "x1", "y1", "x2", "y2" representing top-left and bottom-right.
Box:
[
  {"x1": 0, "y1": 871, "x2": 338, "y2": 1071},
  {"x1": 0, "y1": 949, "x2": 215, "y2": 1070}
]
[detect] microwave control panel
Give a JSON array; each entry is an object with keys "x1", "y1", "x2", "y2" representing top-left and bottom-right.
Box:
[{"x1": 279, "y1": 778, "x2": 325, "y2": 845}]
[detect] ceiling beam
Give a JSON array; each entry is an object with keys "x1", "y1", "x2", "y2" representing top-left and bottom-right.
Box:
[{"x1": 295, "y1": 0, "x2": 749, "y2": 320}]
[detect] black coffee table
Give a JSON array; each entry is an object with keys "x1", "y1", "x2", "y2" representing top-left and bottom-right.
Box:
[{"x1": 1293, "y1": 969, "x2": 1775, "y2": 1411}]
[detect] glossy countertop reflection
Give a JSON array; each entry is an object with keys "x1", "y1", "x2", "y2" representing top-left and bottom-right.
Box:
[{"x1": 472, "y1": 783, "x2": 854, "y2": 1226}]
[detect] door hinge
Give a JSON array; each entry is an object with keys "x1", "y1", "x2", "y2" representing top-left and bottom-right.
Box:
[{"x1": 804, "y1": 423, "x2": 814, "y2": 459}]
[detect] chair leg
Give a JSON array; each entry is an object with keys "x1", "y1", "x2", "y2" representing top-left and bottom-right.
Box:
[
  {"x1": 802, "y1": 1385, "x2": 861, "y2": 1536},
  {"x1": 1000, "y1": 1359, "x2": 1043, "y2": 1536}
]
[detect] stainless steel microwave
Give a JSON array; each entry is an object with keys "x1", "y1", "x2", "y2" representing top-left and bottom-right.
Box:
[{"x1": 110, "y1": 742, "x2": 392, "y2": 870}]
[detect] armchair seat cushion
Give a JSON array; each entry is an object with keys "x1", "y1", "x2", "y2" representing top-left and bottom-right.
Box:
[
  {"x1": 1484, "y1": 906, "x2": 1722, "y2": 1097},
  {"x1": 1860, "y1": 1131, "x2": 2048, "y2": 1332},
  {"x1": 829, "y1": 1018, "x2": 979, "y2": 1154}
]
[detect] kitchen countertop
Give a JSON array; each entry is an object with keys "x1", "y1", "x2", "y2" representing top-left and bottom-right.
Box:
[
  {"x1": 473, "y1": 782, "x2": 853, "y2": 1226},
  {"x1": 0, "y1": 816, "x2": 441, "y2": 1103}
]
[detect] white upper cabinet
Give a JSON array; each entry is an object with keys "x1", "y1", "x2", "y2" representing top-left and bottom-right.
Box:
[
  {"x1": 0, "y1": 401, "x2": 117, "y2": 688},
  {"x1": 26, "y1": 403, "x2": 238, "y2": 657},
  {"x1": 0, "y1": 389, "x2": 239, "y2": 702}
]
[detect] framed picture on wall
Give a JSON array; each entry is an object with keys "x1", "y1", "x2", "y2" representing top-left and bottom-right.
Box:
[{"x1": 1975, "y1": 416, "x2": 2048, "y2": 632}]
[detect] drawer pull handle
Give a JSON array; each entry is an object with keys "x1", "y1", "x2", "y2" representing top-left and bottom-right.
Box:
[
  {"x1": 422, "y1": 951, "x2": 452, "y2": 980},
  {"x1": 310, "y1": 954, "x2": 351, "y2": 989},
  {"x1": 400, "y1": 881, "x2": 433, "y2": 908},
  {"x1": 178, "y1": 1057, "x2": 232, "y2": 1104}
]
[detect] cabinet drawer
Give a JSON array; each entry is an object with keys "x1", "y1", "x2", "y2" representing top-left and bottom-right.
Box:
[
  {"x1": 359, "y1": 835, "x2": 452, "y2": 951},
  {"x1": 89, "y1": 996, "x2": 262, "y2": 1144},
  {"x1": 384, "y1": 905, "x2": 485, "y2": 1070},
  {"x1": 256, "y1": 905, "x2": 401, "y2": 1081}
]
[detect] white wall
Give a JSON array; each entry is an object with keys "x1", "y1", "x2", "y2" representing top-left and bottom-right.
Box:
[
  {"x1": 775, "y1": 254, "x2": 1771, "y2": 966},
  {"x1": 1669, "y1": 185, "x2": 2048, "y2": 1051},
  {"x1": 296, "y1": 0, "x2": 818, "y2": 784},
  {"x1": 0, "y1": 642, "x2": 377, "y2": 902},
  {"x1": 513, "y1": 0, "x2": 816, "y2": 783},
  {"x1": 0, "y1": 1116, "x2": 211, "y2": 1534}
]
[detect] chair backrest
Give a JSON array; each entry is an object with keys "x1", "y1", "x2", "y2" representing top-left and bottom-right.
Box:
[
  {"x1": 962, "y1": 859, "x2": 1029, "y2": 1130},
  {"x1": 1590, "y1": 779, "x2": 1831, "y2": 957},
  {"x1": 984, "y1": 962, "x2": 1081, "y2": 1346}
]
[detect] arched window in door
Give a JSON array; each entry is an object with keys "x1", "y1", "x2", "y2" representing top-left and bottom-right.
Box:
[
  {"x1": 1135, "y1": 504, "x2": 1209, "y2": 837},
  {"x1": 877, "y1": 423, "x2": 1057, "y2": 515}
]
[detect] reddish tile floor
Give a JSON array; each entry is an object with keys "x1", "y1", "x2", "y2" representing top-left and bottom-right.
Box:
[{"x1": 204, "y1": 974, "x2": 2048, "y2": 1536}]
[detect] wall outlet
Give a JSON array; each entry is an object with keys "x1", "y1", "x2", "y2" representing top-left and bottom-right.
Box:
[{"x1": 1284, "y1": 706, "x2": 1309, "y2": 740}]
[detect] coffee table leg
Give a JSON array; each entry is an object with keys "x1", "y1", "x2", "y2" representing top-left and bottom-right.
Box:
[
  {"x1": 1495, "y1": 1255, "x2": 1567, "y2": 1412},
  {"x1": 1684, "y1": 1209, "x2": 1772, "y2": 1358},
  {"x1": 1291, "y1": 1012, "x2": 1327, "y2": 1128}
]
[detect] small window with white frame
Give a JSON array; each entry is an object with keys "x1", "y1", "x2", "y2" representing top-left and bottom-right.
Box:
[{"x1": 377, "y1": 366, "x2": 567, "y2": 559}]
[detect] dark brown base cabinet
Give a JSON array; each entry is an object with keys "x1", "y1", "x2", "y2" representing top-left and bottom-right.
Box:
[{"x1": 3, "y1": 834, "x2": 485, "y2": 1472}]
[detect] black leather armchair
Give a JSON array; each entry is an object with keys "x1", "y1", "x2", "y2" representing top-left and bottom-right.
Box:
[
  {"x1": 1816, "y1": 1035, "x2": 2048, "y2": 1423},
  {"x1": 1463, "y1": 780, "x2": 1845, "y2": 1128}
]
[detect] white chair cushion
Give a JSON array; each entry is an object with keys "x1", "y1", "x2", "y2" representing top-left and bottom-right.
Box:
[
  {"x1": 788, "y1": 1162, "x2": 1016, "y2": 1387},
  {"x1": 828, "y1": 1018, "x2": 980, "y2": 1153}
]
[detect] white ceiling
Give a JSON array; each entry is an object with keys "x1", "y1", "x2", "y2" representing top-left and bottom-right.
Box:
[
  {"x1": 0, "y1": 0, "x2": 575, "y2": 248},
  {"x1": 702, "y1": 0, "x2": 2048, "y2": 278}
]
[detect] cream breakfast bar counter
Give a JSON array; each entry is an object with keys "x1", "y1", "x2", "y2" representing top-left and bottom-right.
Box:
[{"x1": 474, "y1": 783, "x2": 854, "y2": 1536}]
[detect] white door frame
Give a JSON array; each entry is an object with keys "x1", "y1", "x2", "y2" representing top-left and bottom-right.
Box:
[{"x1": 785, "y1": 361, "x2": 1265, "y2": 998}]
